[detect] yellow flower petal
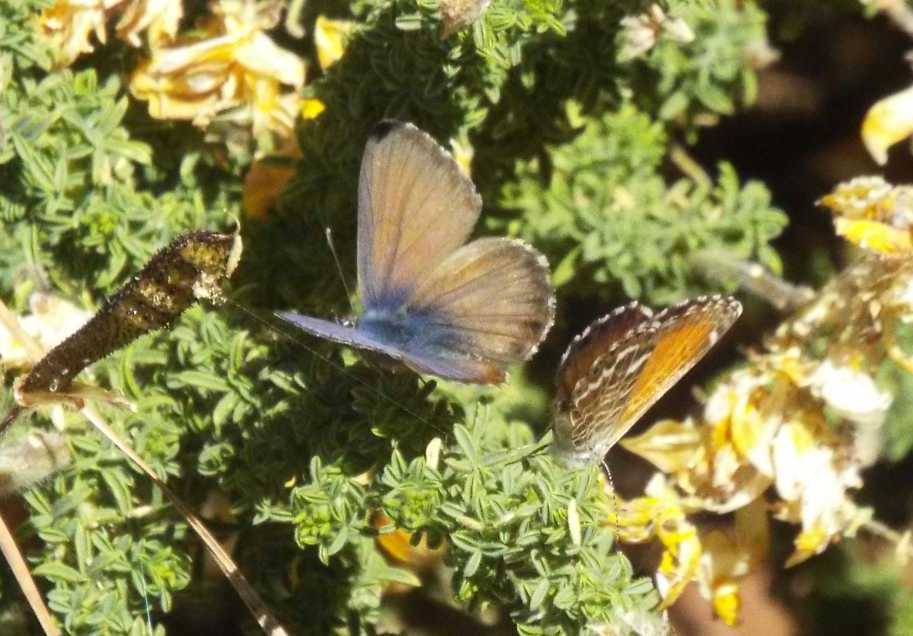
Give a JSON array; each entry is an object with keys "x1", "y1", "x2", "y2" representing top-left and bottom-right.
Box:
[
  {"x1": 314, "y1": 15, "x2": 355, "y2": 70},
  {"x1": 835, "y1": 218, "x2": 913, "y2": 254},
  {"x1": 301, "y1": 98, "x2": 326, "y2": 119},
  {"x1": 712, "y1": 581, "x2": 742, "y2": 626},
  {"x1": 620, "y1": 418, "x2": 702, "y2": 474},
  {"x1": 862, "y1": 84, "x2": 913, "y2": 166},
  {"x1": 785, "y1": 523, "x2": 830, "y2": 567}
]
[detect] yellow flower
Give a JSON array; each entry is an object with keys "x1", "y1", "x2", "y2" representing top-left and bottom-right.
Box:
[
  {"x1": 608, "y1": 475, "x2": 701, "y2": 608},
  {"x1": 862, "y1": 84, "x2": 913, "y2": 165},
  {"x1": 817, "y1": 176, "x2": 895, "y2": 219},
  {"x1": 38, "y1": 0, "x2": 182, "y2": 66},
  {"x1": 38, "y1": 0, "x2": 117, "y2": 66},
  {"x1": 130, "y1": 0, "x2": 305, "y2": 140},
  {"x1": 818, "y1": 177, "x2": 913, "y2": 254},
  {"x1": 313, "y1": 15, "x2": 355, "y2": 70}
]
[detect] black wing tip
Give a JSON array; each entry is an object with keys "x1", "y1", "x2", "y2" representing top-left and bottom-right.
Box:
[{"x1": 369, "y1": 119, "x2": 408, "y2": 142}]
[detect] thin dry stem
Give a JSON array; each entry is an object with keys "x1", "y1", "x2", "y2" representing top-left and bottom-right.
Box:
[
  {"x1": 0, "y1": 301, "x2": 44, "y2": 362},
  {"x1": 0, "y1": 513, "x2": 60, "y2": 635},
  {"x1": 80, "y1": 404, "x2": 290, "y2": 636},
  {"x1": 0, "y1": 297, "x2": 288, "y2": 635},
  {"x1": 877, "y1": 0, "x2": 913, "y2": 38},
  {"x1": 861, "y1": 515, "x2": 913, "y2": 563}
]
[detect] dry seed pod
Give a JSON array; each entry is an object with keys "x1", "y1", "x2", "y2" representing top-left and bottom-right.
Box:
[{"x1": 1, "y1": 229, "x2": 242, "y2": 432}]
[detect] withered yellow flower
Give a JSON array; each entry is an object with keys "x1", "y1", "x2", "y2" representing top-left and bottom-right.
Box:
[
  {"x1": 862, "y1": 84, "x2": 913, "y2": 165},
  {"x1": 313, "y1": 15, "x2": 355, "y2": 70},
  {"x1": 116, "y1": 0, "x2": 182, "y2": 47},
  {"x1": 818, "y1": 176, "x2": 913, "y2": 255},
  {"x1": 38, "y1": 0, "x2": 182, "y2": 66},
  {"x1": 439, "y1": 0, "x2": 492, "y2": 38},
  {"x1": 38, "y1": 0, "x2": 118, "y2": 66},
  {"x1": 618, "y1": 4, "x2": 694, "y2": 62},
  {"x1": 130, "y1": 0, "x2": 305, "y2": 140},
  {"x1": 372, "y1": 511, "x2": 444, "y2": 579}
]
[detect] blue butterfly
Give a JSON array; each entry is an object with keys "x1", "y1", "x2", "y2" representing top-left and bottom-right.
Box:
[{"x1": 277, "y1": 120, "x2": 555, "y2": 384}]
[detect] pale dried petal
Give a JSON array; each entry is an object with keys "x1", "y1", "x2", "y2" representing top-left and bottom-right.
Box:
[
  {"x1": 862, "y1": 84, "x2": 913, "y2": 166},
  {"x1": 808, "y1": 359, "x2": 892, "y2": 427},
  {"x1": 620, "y1": 418, "x2": 703, "y2": 473},
  {"x1": 115, "y1": 0, "x2": 182, "y2": 47},
  {"x1": 314, "y1": 15, "x2": 355, "y2": 70}
]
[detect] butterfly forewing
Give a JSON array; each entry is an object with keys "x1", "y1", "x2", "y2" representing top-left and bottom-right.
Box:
[
  {"x1": 555, "y1": 302, "x2": 654, "y2": 405},
  {"x1": 552, "y1": 295, "x2": 741, "y2": 466},
  {"x1": 357, "y1": 121, "x2": 482, "y2": 310},
  {"x1": 619, "y1": 296, "x2": 742, "y2": 429}
]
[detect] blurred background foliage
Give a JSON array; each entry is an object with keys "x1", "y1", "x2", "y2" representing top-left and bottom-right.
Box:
[{"x1": 1, "y1": 0, "x2": 913, "y2": 634}]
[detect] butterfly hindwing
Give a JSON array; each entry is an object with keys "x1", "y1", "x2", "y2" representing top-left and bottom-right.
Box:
[{"x1": 404, "y1": 237, "x2": 555, "y2": 382}]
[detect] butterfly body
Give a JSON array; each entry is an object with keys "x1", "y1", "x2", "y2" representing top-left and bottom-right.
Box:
[
  {"x1": 552, "y1": 295, "x2": 742, "y2": 467},
  {"x1": 278, "y1": 121, "x2": 555, "y2": 384}
]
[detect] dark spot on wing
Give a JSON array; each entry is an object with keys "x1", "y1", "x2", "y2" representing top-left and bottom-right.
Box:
[{"x1": 369, "y1": 119, "x2": 406, "y2": 142}]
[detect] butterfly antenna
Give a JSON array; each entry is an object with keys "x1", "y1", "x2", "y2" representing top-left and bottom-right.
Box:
[
  {"x1": 137, "y1": 565, "x2": 153, "y2": 634},
  {"x1": 601, "y1": 457, "x2": 621, "y2": 538},
  {"x1": 324, "y1": 228, "x2": 356, "y2": 315},
  {"x1": 224, "y1": 298, "x2": 449, "y2": 437}
]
